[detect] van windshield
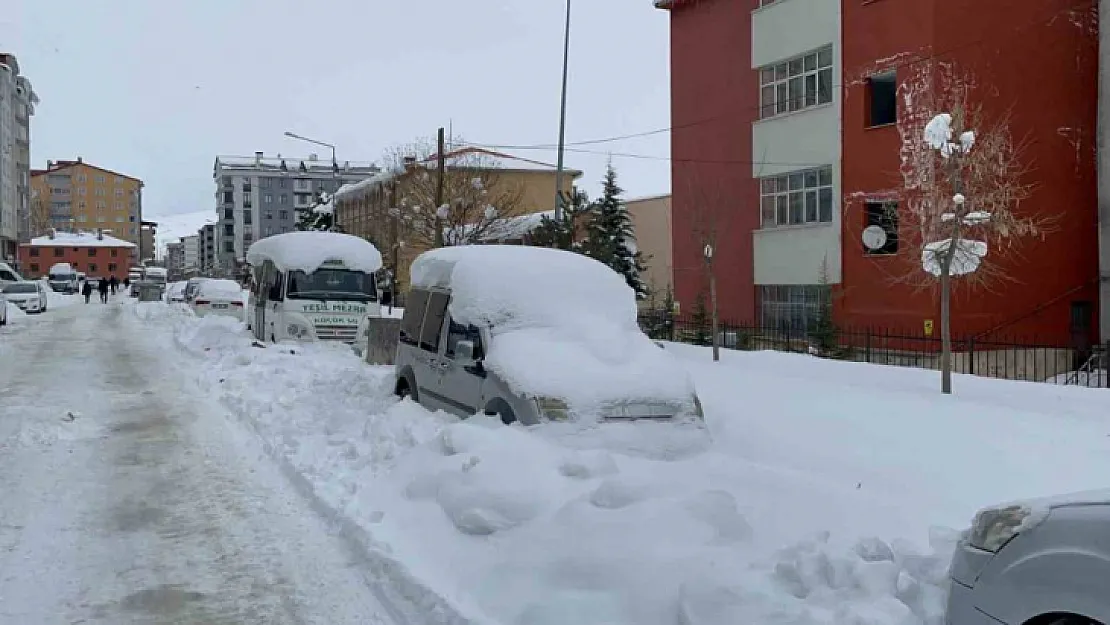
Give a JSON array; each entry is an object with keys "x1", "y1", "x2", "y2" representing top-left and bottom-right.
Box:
[
  {"x1": 50, "y1": 273, "x2": 75, "y2": 281},
  {"x1": 286, "y1": 269, "x2": 377, "y2": 302}
]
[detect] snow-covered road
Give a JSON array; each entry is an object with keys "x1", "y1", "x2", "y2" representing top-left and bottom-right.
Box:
[{"x1": 0, "y1": 300, "x2": 395, "y2": 624}]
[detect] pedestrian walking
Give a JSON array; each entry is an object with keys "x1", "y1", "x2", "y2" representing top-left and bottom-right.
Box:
[
  {"x1": 123, "y1": 276, "x2": 130, "y2": 290},
  {"x1": 109, "y1": 275, "x2": 118, "y2": 295},
  {"x1": 98, "y1": 278, "x2": 109, "y2": 303},
  {"x1": 81, "y1": 280, "x2": 93, "y2": 304}
]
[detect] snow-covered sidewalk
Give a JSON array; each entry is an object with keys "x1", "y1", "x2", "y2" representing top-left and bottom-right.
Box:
[{"x1": 135, "y1": 302, "x2": 1110, "y2": 625}]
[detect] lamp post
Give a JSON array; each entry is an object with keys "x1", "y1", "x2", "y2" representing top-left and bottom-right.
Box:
[
  {"x1": 553, "y1": 0, "x2": 571, "y2": 221},
  {"x1": 284, "y1": 131, "x2": 340, "y2": 230}
]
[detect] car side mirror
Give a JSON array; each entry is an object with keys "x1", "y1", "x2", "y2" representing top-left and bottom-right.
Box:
[{"x1": 456, "y1": 340, "x2": 476, "y2": 362}]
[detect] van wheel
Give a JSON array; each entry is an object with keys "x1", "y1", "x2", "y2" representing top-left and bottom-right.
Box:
[
  {"x1": 485, "y1": 400, "x2": 517, "y2": 426},
  {"x1": 395, "y1": 375, "x2": 418, "y2": 402}
]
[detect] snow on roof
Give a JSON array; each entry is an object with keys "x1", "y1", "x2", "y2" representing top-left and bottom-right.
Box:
[
  {"x1": 333, "y1": 165, "x2": 405, "y2": 203},
  {"x1": 28, "y1": 231, "x2": 137, "y2": 248},
  {"x1": 446, "y1": 210, "x2": 553, "y2": 244},
  {"x1": 409, "y1": 245, "x2": 692, "y2": 406},
  {"x1": 49, "y1": 263, "x2": 74, "y2": 273},
  {"x1": 246, "y1": 231, "x2": 382, "y2": 274}
]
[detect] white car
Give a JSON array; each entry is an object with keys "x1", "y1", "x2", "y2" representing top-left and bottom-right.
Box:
[
  {"x1": 2, "y1": 281, "x2": 47, "y2": 314},
  {"x1": 191, "y1": 279, "x2": 245, "y2": 320},
  {"x1": 166, "y1": 281, "x2": 188, "y2": 303}
]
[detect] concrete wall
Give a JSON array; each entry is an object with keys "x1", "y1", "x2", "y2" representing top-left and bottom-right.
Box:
[{"x1": 626, "y1": 194, "x2": 673, "y2": 300}]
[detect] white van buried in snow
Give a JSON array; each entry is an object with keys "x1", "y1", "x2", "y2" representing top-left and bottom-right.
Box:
[
  {"x1": 246, "y1": 231, "x2": 382, "y2": 344},
  {"x1": 47, "y1": 262, "x2": 78, "y2": 293},
  {"x1": 395, "y1": 245, "x2": 704, "y2": 426}
]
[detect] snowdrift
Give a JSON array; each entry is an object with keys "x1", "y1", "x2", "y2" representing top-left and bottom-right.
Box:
[{"x1": 125, "y1": 300, "x2": 1110, "y2": 625}]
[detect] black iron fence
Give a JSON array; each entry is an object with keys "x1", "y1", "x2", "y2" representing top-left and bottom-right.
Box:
[{"x1": 638, "y1": 310, "x2": 1110, "y2": 389}]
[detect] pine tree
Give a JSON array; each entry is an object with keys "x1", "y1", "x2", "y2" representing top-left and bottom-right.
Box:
[
  {"x1": 690, "y1": 291, "x2": 711, "y2": 346},
  {"x1": 582, "y1": 165, "x2": 648, "y2": 298},
  {"x1": 295, "y1": 191, "x2": 335, "y2": 232},
  {"x1": 529, "y1": 190, "x2": 588, "y2": 250}
]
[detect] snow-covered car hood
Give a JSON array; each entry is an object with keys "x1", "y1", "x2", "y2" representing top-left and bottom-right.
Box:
[
  {"x1": 484, "y1": 323, "x2": 696, "y2": 413},
  {"x1": 4, "y1": 293, "x2": 38, "y2": 302}
]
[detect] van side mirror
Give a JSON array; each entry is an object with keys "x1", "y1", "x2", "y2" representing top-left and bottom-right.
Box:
[{"x1": 456, "y1": 340, "x2": 476, "y2": 362}]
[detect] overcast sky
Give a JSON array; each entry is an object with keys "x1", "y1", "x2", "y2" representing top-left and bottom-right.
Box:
[{"x1": 9, "y1": 0, "x2": 672, "y2": 222}]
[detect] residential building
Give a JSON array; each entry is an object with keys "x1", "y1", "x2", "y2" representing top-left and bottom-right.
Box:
[
  {"x1": 198, "y1": 223, "x2": 217, "y2": 274},
  {"x1": 182, "y1": 234, "x2": 199, "y2": 275},
  {"x1": 0, "y1": 53, "x2": 37, "y2": 263},
  {"x1": 17, "y1": 229, "x2": 135, "y2": 279},
  {"x1": 657, "y1": 0, "x2": 1101, "y2": 346},
  {"x1": 212, "y1": 152, "x2": 379, "y2": 272},
  {"x1": 139, "y1": 220, "x2": 157, "y2": 263},
  {"x1": 29, "y1": 158, "x2": 144, "y2": 252},
  {"x1": 625, "y1": 194, "x2": 674, "y2": 306},
  {"x1": 166, "y1": 240, "x2": 184, "y2": 281},
  {"x1": 334, "y1": 147, "x2": 582, "y2": 287}
]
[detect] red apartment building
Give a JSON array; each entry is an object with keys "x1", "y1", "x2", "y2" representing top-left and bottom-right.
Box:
[
  {"x1": 18, "y1": 229, "x2": 136, "y2": 280},
  {"x1": 657, "y1": 0, "x2": 1102, "y2": 346}
]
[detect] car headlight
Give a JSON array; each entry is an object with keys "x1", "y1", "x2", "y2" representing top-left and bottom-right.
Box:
[
  {"x1": 967, "y1": 504, "x2": 1039, "y2": 552},
  {"x1": 535, "y1": 397, "x2": 570, "y2": 421},
  {"x1": 287, "y1": 323, "x2": 308, "y2": 338}
]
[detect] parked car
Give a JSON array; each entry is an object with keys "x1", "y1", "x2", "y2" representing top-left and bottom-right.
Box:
[
  {"x1": 947, "y1": 490, "x2": 1110, "y2": 625},
  {"x1": 165, "y1": 281, "x2": 188, "y2": 303},
  {"x1": 182, "y1": 277, "x2": 210, "y2": 304},
  {"x1": 190, "y1": 279, "x2": 245, "y2": 320},
  {"x1": 2, "y1": 281, "x2": 48, "y2": 314},
  {"x1": 394, "y1": 245, "x2": 703, "y2": 426}
]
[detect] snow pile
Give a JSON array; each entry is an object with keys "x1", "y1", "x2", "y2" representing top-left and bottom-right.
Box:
[
  {"x1": 131, "y1": 302, "x2": 1110, "y2": 625},
  {"x1": 410, "y1": 246, "x2": 694, "y2": 409},
  {"x1": 196, "y1": 279, "x2": 245, "y2": 299},
  {"x1": 245, "y1": 231, "x2": 382, "y2": 274}
]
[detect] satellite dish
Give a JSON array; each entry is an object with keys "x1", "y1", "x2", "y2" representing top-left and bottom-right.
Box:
[{"x1": 862, "y1": 225, "x2": 888, "y2": 251}]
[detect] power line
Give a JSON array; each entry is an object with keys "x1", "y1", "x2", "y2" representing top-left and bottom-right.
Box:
[
  {"x1": 465, "y1": 0, "x2": 1096, "y2": 151},
  {"x1": 458, "y1": 143, "x2": 829, "y2": 167}
]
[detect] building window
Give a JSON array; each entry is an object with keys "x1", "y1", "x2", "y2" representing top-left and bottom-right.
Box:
[
  {"x1": 279, "y1": 194, "x2": 289, "y2": 205},
  {"x1": 261, "y1": 177, "x2": 272, "y2": 188},
  {"x1": 96, "y1": 216, "x2": 106, "y2": 223},
  {"x1": 115, "y1": 188, "x2": 124, "y2": 196},
  {"x1": 265, "y1": 211, "x2": 273, "y2": 220},
  {"x1": 130, "y1": 227, "x2": 137, "y2": 235},
  {"x1": 224, "y1": 208, "x2": 234, "y2": 220},
  {"x1": 111, "y1": 249, "x2": 118, "y2": 257},
  {"x1": 224, "y1": 241, "x2": 235, "y2": 253},
  {"x1": 279, "y1": 178, "x2": 289, "y2": 189},
  {"x1": 54, "y1": 248, "x2": 64, "y2": 257},
  {"x1": 88, "y1": 263, "x2": 97, "y2": 273},
  {"x1": 115, "y1": 177, "x2": 125, "y2": 185},
  {"x1": 96, "y1": 201, "x2": 106, "y2": 209},
  {"x1": 78, "y1": 201, "x2": 86, "y2": 210},
  {"x1": 279, "y1": 210, "x2": 289, "y2": 220},
  {"x1": 866, "y1": 71, "x2": 897, "y2": 127},
  {"x1": 129, "y1": 215, "x2": 136, "y2": 222},
  {"x1": 222, "y1": 176, "x2": 232, "y2": 189},
  {"x1": 265, "y1": 226, "x2": 273, "y2": 236},
  {"x1": 30, "y1": 263, "x2": 39, "y2": 272},
  {"x1": 108, "y1": 263, "x2": 117, "y2": 272},
  {"x1": 95, "y1": 188, "x2": 105, "y2": 196},
  {"x1": 116, "y1": 216, "x2": 125, "y2": 223},
  {"x1": 77, "y1": 215, "x2": 88, "y2": 222},
  {"x1": 114, "y1": 202, "x2": 123, "y2": 210},
  {"x1": 863, "y1": 201, "x2": 899, "y2": 255},
  {"x1": 244, "y1": 211, "x2": 253, "y2": 225},
  {"x1": 29, "y1": 248, "x2": 39, "y2": 257},
  {"x1": 77, "y1": 187, "x2": 86, "y2": 196},
  {"x1": 95, "y1": 175, "x2": 106, "y2": 183},
  {"x1": 759, "y1": 45, "x2": 833, "y2": 118},
  {"x1": 87, "y1": 248, "x2": 96, "y2": 257},
  {"x1": 77, "y1": 174, "x2": 87, "y2": 183},
  {"x1": 223, "y1": 191, "x2": 234, "y2": 203},
  {"x1": 760, "y1": 165, "x2": 833, "y2": 228},
  {"x1": 760, "y1": 285, "x2": 828, "y2": 333},
  {"x1": 224, "y1": 224, "x2": 234, "y2": 236},
  {"x1": 265, "y1": 194, "x2": 273, "y2": 204}
]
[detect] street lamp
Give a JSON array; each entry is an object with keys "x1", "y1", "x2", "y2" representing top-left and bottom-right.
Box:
[
  {"x1": 284, "y1": 130, "x2": 340, "y2": 229},
  {"x1": 553, "y1": 0, "x2": 571, "y2": 222}
]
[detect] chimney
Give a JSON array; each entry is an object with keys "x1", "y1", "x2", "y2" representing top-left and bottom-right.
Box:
[
  {"x1": 48, "y1": 228, "x2": 55, "y2": 239},
  {"x1": 254, "y1": 151, "x2": 263, "y2": 165},
  {"x1": 96, "y1": 228, "x2": 103, "y2": 240},
  {"x1": 77, "y1": 156, "x2": 83, "y2": 163},
  {"x1": 47, "y1": 160, "x2": 53, "y2": 168}
]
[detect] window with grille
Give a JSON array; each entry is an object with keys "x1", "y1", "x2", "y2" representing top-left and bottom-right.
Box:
[
  {"x1": 760, "y1": 165, "x2": 834, "y2": 228},
  {"x1": 759, "y1": 46, "x2": 833, "y2": 119},
  {"x1": 759, "y1": 285, "x2": 829, "y2": 333}
]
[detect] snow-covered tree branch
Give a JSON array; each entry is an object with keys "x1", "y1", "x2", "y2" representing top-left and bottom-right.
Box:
[{"x1": 897, "y1": 73, "x2": 1049, "y2": 394}]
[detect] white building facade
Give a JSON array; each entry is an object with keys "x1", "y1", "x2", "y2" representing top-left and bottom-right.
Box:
[
  {"x1": 181, "y1": 234, "x2": 199, "y2": 274},
  {"x1": 212, "y1": 153, "x2": 378, "y2": 271},
  {"x1": 0, "y1": 54, "x2": 36, "y2": 264}
]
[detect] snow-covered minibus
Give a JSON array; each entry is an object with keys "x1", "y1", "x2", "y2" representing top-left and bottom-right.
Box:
[{"x1": 246, "y1": 231, "x2": 382, "y2": 344}]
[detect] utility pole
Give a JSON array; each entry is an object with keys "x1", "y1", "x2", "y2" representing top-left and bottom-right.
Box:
[
  {"x1": 389, "y1": 181, "x2": 399, "y2": 314},
  {"x1": 553, "y1": 0, "x2": 571, "y2": 222},
  {"x1": 434, "y1": 127, "x2": 446, "y2": 248}
]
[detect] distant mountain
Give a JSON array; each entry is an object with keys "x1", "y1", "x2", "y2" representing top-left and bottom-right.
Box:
[{"x1": 149, "y1": 209, "x2": 215, "y2": 253}]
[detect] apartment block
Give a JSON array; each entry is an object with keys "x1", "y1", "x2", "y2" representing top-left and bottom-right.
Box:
[
  {"x1": 657, "y1": 0, "x2": 1101, "y2": 346},
  {"x1": 0, "y1": 53, "x2": 37, "y2": 263},
  {"x1": 181, "y1": 234, "x2": 199, "y2": 274},
  {"x1": 166, "y1": 240, "x2": 184, "y2": 281},
  {"x1": 29, "y1": 158, "x2": 144, "y2": 254},
  {"x1": 212, "y1": 152, "x2": 379, "y2": 271},
  {"x1": 197, "y1": 223, "x2": 217, "y2": 274}
]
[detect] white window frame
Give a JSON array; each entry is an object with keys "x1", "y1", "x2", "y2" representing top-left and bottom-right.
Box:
[
  {"x1": 760, "y1": 285, "x2": 828, "y2": 333},
  {"x1": 759, "y1": 45, "x2": 833, "y2": 119},
  {"x1": 760, "y1": 165, "x2": 834, "y2": 228}
]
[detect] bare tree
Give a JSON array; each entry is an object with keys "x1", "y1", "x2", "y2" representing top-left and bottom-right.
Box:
[
  {"x1": 681, "y1": 167, "x2": 744, "y2": 362},
  {"x1": 380, "y1": 138, "x2": 526, "y2": 249},
  {"x1": 893, "y1": 69, "x2": 1047, "y2": 394},
  {"x1": 29, "y1": 190, "x2": 52, "y2": 237}
]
